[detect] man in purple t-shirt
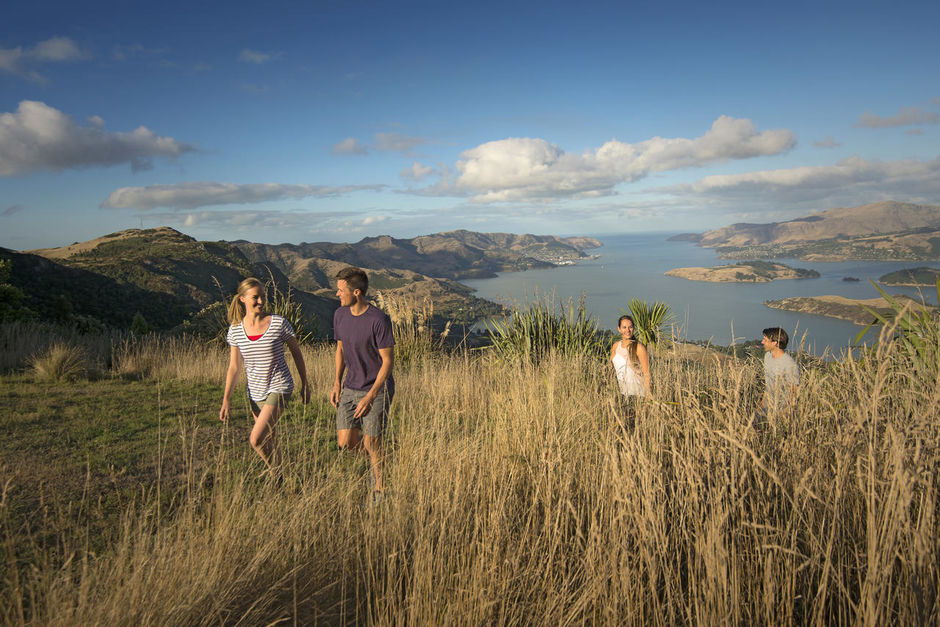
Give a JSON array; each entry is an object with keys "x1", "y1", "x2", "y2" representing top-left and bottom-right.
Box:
[{"x1": 330, "y1": 266, "x2": 395, "y2": 503}]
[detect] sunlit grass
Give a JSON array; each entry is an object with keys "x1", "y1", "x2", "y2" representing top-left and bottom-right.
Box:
[{"x1": 1, "y1": 314, "x2": 938, "y2": 624}]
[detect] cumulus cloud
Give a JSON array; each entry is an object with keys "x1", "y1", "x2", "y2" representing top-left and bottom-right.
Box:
[
  {"x1": 813, "y1": 136, "x2": 842, "y2": 148},
  {"x1": 0, "y1": 36, "x2": 90, "y2": 81},
  {"x1": 238, "y1": 49, "x2": 280, "y2": 64},
  {"x1": 332, "y1": 137, "x2": 369, "y2": 155},
  {"x1": 661, "y1": 155, "x2": 940, "y2": 207},
  {"x1": 449, "y1": 116, "x2": 795, "y2": 202},
  {"x1": 102, "y1": 181, "x2": 388, "y2": 210},
  {"x1": 374, "y1": 132, "x2": 426, "y2": 153},
  {"x1": 856, "y1": 106, "x2": 939, "y2": 128},
  {"x1": 0, "y1": 100, "x2": 196, "y2": 176},
  {"x1": 400, "y1": 162, "x2": 435, "y2": 181}
]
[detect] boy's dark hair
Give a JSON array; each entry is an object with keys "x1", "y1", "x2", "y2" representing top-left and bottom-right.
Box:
[
  {"x1": 336, "y1": 266, "x2": 369, "y2": 294},
  {"x1": 762, "y1": 327, "x2": 789, "y2": 350}
]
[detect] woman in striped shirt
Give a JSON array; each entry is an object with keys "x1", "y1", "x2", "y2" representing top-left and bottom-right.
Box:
[{"x1": 219, "y1": 278, "x2": 310, "y2": 478}]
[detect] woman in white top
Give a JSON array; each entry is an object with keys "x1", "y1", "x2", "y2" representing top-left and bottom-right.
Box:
[
  {"x1": 610, "y1": 314, "x2": 651, "y2": 397},
  {"x1": 220, "y1": 278, "x2": 309, "y2": 477}
]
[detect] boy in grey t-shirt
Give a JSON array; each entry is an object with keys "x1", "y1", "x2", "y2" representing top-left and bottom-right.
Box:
[{"x1": 761, "y1": 327, "x2": 800, "y2": 413}]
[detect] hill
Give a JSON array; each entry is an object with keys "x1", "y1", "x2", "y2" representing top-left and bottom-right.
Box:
[
  {"x1": 232, "y1": 230, "x2": 600, "y2": 324},
  {"x1": 15, "y1": 227, "x2": 335, "y2": 333},
  {"x1": 684, "y1": 201, "x2": 940, "y2": 261},
  {"x1": 10, "y1": 227, "x2": 599, "y2": 333},
  {"x1": 233, "y1": 230, "x2": 600, "y2": 283},
  {"x1": 879, "y1": 267, "x2": 940, "y2": 286},
  {"x1": 764, "y1": 294, "x2": 936, "y2": 325}
]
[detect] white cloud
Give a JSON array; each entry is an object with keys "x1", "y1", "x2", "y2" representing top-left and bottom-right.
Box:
[
  {"x1": 238, "y1": 49, "x2": 280, "y2": 64},
  {"x1": 0, "y1": 100, "x2": 196, "y2": 176},
  {"x1": 812, "y1": 136, "x2": 842, "y2": 148},
  {"x1": 856, "y1": 106, "x2": 939, "y2": 128},
  {"x1": 450, "y1": 116, "x2": 795, "y2": 202},
  {"x1": 362, "y1": 215, "x2": 388, "y2": 225},
  {"x1": 332, "y1": 137, "x2": 369, "y2": 155},
  {"x1": 661, "y1": 155, "x2": 940, "y2": 207},
  {"x1": 400, "y1": 162, "x2": 435, "y2": 180},
  {"x1": 0, "y1": 37, "x2": 90, "y2": 81},
  {"x1": 374, "y1": 132, "x2": 426, "y2": 153},
  {"x1": 102, "y1": 181, "x2": 388, "y2": 210},
  {"x1": 31, "y1": 37, "x2": 88, "y2": 62}
]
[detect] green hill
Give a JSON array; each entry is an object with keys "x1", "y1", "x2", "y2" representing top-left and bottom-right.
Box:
[
  {"x1": 14, "y1": 227, "x2": 334, "y2": 333},
  {"x1": 879, "y1": 266, "x2": 940, "y2": 286}
]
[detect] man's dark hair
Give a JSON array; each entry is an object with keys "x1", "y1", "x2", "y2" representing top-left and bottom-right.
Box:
[
  {"x1": 763, "y1": 327, "x2": 789, "y2": 350},
  {"x1": 336, "y1": 266, "x2": 369, "y2": 294}
]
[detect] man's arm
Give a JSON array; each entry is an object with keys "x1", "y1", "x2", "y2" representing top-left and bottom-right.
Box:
[
  {"x1": 330, "y1": 340, "x2": 345, "y2": 407},
  {"x1": 353, "y1": 346, "x2": 394, "y2": 419}
]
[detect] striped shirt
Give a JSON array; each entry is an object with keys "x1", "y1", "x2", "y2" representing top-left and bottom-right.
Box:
[{"x1": 227, "y1": 315, "x2": 295, "y2": 401}]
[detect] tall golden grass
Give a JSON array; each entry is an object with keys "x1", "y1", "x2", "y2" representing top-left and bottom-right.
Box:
[{"x1": 1, "y1": 317, "x2": 938, "y2": 624}]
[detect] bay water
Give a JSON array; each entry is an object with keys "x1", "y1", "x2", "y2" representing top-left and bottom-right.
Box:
[{"x1": 462, "y1": 232, "x2": 940, "y2": 355}]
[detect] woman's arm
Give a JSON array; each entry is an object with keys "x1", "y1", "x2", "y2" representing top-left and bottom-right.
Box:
[
  {"x1": 637, "y1": 343, "x2": 651, "y2": 396},
  {"x1": 285, "y1": 336, "x2": 310, "y2": 403},
  {"x1": 219, "y1": 345, "x2": 241, "y2": 421}
]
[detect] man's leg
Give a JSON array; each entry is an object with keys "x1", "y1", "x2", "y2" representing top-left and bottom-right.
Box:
[
  {"x1": 336, "y1": 388, "x2": 368, "y2": 455},
  {"x1": 362, "y1": 435, "x2": 384, "y2": 492},
  {"x1": 361, "y1": 384, "x2": 393, "y2": 496}
]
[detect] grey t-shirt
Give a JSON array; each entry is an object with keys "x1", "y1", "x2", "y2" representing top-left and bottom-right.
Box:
[{"x1": 763, "y1": 351, "x2": 799, "y2": 410}]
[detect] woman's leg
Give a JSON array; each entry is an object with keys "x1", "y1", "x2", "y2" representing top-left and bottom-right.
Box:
[{"x1": 249, "y1": 402, "x2": 282, "y2": 475}]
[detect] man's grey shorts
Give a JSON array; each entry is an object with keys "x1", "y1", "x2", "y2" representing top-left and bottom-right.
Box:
[{"x1": 336, "y1": 383, "x2": 394, "y2": 437}]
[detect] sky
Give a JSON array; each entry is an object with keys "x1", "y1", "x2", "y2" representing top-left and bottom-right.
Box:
[{"x1": 2, "y1": 0, "x2": 939, "y2": 250}]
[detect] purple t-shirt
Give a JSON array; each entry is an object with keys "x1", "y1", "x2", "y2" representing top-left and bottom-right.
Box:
[{"x1": 333, "y1": 305, "x2": 395, "y2": 391}]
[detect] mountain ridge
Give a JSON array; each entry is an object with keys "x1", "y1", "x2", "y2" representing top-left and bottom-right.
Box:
[{"x1": 679, "y1": 201, "x2": 940, "y2": 261}]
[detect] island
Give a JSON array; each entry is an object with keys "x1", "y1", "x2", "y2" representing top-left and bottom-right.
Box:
[
  {"x1": 764, "y1": 295, "x2": 936, "y2": 326},
  {"x1": 665, "y1": 261, "x2": 819, "y2": 283},
  {"x1": 878, "y1": 267, "x2": 940, "y2": 286}
]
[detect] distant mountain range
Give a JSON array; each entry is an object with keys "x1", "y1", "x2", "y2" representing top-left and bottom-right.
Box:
[
  {"x1": 671, "y1": 201, "x2": 940, "y2": 261},
  {"x1": 2, "y1": 227, "x2": 600, "y2": 334}
]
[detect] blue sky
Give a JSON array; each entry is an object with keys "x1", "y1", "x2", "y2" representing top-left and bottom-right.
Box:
[{"x1": 2, "y1": 0, "x2": 939, "y2": 249}]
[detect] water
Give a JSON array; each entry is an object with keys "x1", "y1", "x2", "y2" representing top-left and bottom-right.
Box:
[{"x1": 462, "y1": 232, "x2": 940, "y2": 355}]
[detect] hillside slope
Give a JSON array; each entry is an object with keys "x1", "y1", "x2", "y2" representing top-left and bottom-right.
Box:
[
  {"x1": 686, "y1": 201, "x2": 940, "y2": 261},
  {"x1": 19, "y1": 227, "x2": 335, "y2": 332}
]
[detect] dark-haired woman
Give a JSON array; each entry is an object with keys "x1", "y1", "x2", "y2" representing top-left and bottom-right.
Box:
[{"x1": 611, "y1": 314, "x2": 651, "y2": 397}]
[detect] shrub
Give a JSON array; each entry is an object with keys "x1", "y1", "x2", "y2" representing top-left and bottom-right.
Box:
[
  {"x1": 374, "y1": 291, "x2": 451, "y2": 365},
  {"x1": 622, "y1": 298, "x2": 674, "y2": 346},
  {"x1": 28, "y1": 343, "x2": 89, "y2": 381},
  {"x1": 485, "y1": 293, "x2": 605, "y2": 362},
  {"x1": 855, "y1": 278, "x2": 940, "y2": 378}
]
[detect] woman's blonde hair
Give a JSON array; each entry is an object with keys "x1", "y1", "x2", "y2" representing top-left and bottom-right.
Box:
[{"x1": 227, "y1": 277, "x2": 264, "y2": 325}]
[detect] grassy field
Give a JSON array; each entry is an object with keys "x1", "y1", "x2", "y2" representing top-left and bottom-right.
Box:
[{"x1": 1, "y1": 318, "x2": 938, "y2": 624}]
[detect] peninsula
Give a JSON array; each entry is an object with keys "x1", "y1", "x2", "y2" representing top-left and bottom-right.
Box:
[
  {"x1": 764, "y1": 294, "x2": 936, "y2": 326},
  {"x1": 878, "y1": 267, "x2": 940, "y2": 286},
  {"x1": 665, "y1": 261, "x2": 819, "y2": 283},
  {"x1": 673, "y1": 201, "x2": 940, "y2": 262}
]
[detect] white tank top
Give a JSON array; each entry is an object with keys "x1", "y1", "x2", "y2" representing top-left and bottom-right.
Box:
[{"x1": 612, "y1": 342, "x2": 646, "y2": 397}]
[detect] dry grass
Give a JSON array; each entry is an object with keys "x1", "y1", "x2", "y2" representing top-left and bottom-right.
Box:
[
  {"x1": 1, "y1": 322, "x2": 938, "y2": 624},
  {"x1": 27, "y1": 343, "x2": 90, "y2": 382}
]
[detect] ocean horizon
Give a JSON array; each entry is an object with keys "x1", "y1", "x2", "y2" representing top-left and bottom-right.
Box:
[{"x1": 462, "y1": 232, "x2": 940, "y2": 355}]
